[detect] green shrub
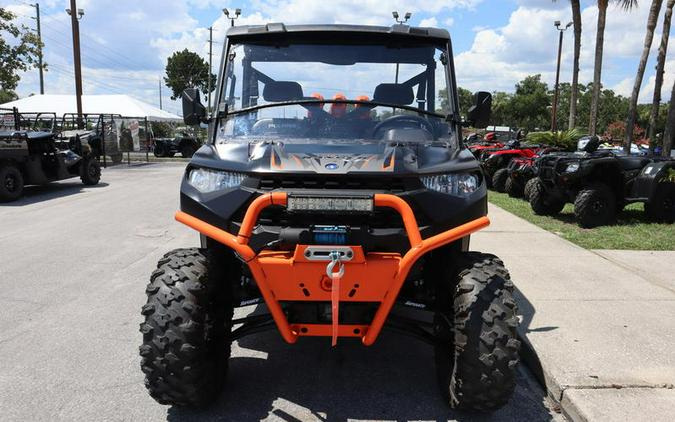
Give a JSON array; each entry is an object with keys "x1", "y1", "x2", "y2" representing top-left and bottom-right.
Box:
[{"x1": 525, "y1": 128, "x2": 585, "y2": 151}]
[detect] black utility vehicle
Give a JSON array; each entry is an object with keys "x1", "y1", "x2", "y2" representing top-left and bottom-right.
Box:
[
  {"x1": 58, "y1": 114, "x2": 124, "y2": 165},
  {"x1": 139, "y1": 23, "x2": 520, "y2": 411},
  {"x1": 152, "y1": 127, "x2": 200, "y2": 158},
  {"x1": 529, "y1": 138, "x2": 674, "y2": 227},
  {"x1": 0, "y1": 125, "x2": 101, "y2": 202}
]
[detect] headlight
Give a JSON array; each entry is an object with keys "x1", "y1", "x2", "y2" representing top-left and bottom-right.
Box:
[
  {"x1": 421, "y1": 173, "x2": 480, "y2": 196},
  {"x1": 564, "y1": 162, "x2": 580, "y2": 173},
  {"x1": 187, "y1": 167, "x2": 245, "y2": 193},
  {"x1": 486, "y1": 154, "x2": 500, "y2": 164}
]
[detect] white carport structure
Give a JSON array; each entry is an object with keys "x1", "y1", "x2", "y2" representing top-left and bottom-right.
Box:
[{"x1": 0, "y1": 94, "x2": 181, "y2": 121}]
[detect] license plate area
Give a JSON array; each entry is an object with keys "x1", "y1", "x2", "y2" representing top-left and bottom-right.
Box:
[
  {"x1": 256, "y1": 246, "x2": 400, "y2": 303},
  {"x1": 303, "y1": 246, "x2": 354, "y2": 261}
]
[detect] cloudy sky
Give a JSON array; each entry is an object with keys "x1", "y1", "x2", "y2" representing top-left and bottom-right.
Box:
[{"x1": 2, "y1": 0, "x2": 674, "y2": 115}]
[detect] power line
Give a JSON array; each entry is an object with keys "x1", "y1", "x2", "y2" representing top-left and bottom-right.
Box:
[
  {"x1": 39, "y1": 32, "x2": 158, "y2": 89},
  {"x1": 41, "y1": 14, "x2": 156, "y2": 71},
  {"x1": 40, "y1": 29, "x2": 141, "y2": 72}
]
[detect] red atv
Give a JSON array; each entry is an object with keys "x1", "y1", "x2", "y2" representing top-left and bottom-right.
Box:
[
  {"x1": 481, "y1": 141, "x2": 540, "y2": 191},
  {"x1": 504, "y1": 147, "x2": 560, "y2": 199},
  {"x1": 467, "y1": 132, "x2": 504, "y2": 158}
]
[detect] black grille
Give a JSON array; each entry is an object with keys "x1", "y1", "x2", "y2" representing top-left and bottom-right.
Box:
[{"x1": 257, "y1": 175, "x2": 417, "y2": 192}]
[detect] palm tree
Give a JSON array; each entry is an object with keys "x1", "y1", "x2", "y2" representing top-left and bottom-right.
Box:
[
  {"x1": 553, "y1": 0, "x2": 582, "y2": 129},
  {"x1": 589, "y1": 0, "x2": 639, "y2": 136},
  {"x1": 664, "y1": 79, "x2": 675, "y2": 157},
  {"x1": 625, "y1": 0, "x2": 664, "y2": 153},
  {"x1": 569, "y1": 0, "x2": 582, "y2": 129},
  {"x1": 647, "y1": 0, "x2": 674, "y2": 154}
]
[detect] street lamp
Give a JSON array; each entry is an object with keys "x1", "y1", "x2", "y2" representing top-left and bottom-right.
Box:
[
  {"x1": 551, "y1": 20, "x2": 572, "y2": 131},
  {"x1": 223, "y1": 8, "x2": 241, "y2": 27},
  {"x1": 392, "y1": 11, "x2": 411, "y2": 25},
  {"x1": 391, "y1": 11, "x2": 412, "y2": 88},
  {"x1": 65, "y1": 8, "x2": 84, "y2": 19}
]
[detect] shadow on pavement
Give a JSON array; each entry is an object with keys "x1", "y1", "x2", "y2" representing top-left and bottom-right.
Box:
[
  {"x1": 513, "y1": 286, "x2": 559, "y2": 405},
  {"x1": 1, "y1": 182, "x2": 110, "y2": 207},
  {"x1": 548, "y1": 206, "x2": 652, "y2": 227},
  {"x1": 166, "y1": 326, "x2": 556, "y2": 421}
]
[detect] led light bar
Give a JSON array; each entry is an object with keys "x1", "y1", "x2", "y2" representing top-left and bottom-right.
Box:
[{"x1": 287, "y1": 196, "x2": 373, "y2": 213}]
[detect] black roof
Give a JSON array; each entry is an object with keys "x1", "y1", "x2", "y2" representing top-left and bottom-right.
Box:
[
  {"x1": 0, "y1": 130, "x2": 54, "y2": 140},
  {"x1": 226, "y1": 23, "x2": 450, "y2": 42}
]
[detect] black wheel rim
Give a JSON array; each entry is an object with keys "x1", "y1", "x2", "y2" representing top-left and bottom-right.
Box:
[
  {"x1": 5, "y1": 174, "x2": 16, "y2": 192},
  {"x1": 88, "y1": 163, "x2": 98, "y2": 178},
  {"x1": 592, "y1": 200, "x2": 605, "y2": 214},
  {"x1": 663, "y1": 197, "x2": 673, "y2": 212}
]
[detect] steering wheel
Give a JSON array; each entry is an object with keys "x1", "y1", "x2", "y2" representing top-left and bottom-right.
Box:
[{"x1": 372, "y1": 114, "x2": 435, "y2": 139}]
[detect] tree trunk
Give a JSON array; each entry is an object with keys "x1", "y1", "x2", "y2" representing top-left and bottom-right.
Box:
[
  {"x1": 664, "y1": 79, "x2": 675, "y2": 157},
  {"x1": 625, "y1": 0, "x2": 664, "y2": 154},
  {"x1": 589, "y1": 1, "x2": 608, "y2": 136},
  {"x1": 648, "y1": 0, "x2": 674, "y2": 155},
  {"x1": 569, "y1": 0, "x2": 582, "y2": 129}
]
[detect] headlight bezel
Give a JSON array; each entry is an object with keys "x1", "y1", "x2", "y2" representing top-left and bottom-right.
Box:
[
  {"x1": 564, "y1": 161, "x2": 580, "y2": 173},
  {"x1": 421, "y1": 173, "x2": 481, "y2": 197},
  {"x1": 186, "y1": 167, "x2": 246, "y2": 193}
]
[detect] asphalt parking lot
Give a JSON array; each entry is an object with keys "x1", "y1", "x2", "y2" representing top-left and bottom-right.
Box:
[{"x1": 0, "y1": 163, "x2": 563, "y2": 421}]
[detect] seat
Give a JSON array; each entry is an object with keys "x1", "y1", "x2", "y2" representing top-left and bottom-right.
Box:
[
  {"x1": 262, "y1": 81, "x2": 304, "y2": 102},
  {"x1": 373, "y1": 83, "x2": 414, "y2": 105},
  {"x1": 616, "y1": 156, "x2": 649, "y2": 171}
]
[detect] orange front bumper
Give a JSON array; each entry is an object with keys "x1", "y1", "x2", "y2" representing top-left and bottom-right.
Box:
[{"x1": 175, "y1": 192, "x2": 489, "y2": 346}]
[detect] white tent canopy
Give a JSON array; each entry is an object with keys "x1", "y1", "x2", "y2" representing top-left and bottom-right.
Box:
[{"x1": 0, "y1": 94, "x2": 182, "y2": 122}]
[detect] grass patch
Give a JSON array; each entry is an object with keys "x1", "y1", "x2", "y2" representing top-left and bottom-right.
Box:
[{"x1": 488, "y1": 191, "x2": 675, "y2": 250}]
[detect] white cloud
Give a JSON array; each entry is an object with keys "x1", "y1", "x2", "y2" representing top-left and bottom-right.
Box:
[
  {"x1": 453, "y1": 3, "x2": 673, "y2": 102},
  {"x1": 5, "y1": 0, "x2": 672, "y2": 110},
  {"x1": 614, "y1": 59, "x2": 675, "y2": 103},
  {"x1": 514, "y1": 0, "x2": 568, "y2": 10},
  {"x1": 420, "y1": 17, "x2": 438, "y2": 27},
  {"x1": 455, "y1": 7, "x2": 567, "y2": 92}
]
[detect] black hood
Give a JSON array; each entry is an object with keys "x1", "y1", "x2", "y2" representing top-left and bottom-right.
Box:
[{"x1": 189, "y1": 139, "x2": 479, "y2": 176}]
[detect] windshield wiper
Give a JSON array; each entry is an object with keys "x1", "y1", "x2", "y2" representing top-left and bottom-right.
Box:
[{"x1": 223, "y1": 99, "x2": 445, "y2": 119}]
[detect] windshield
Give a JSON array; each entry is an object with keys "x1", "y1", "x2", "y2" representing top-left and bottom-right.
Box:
[{"x1": 216, "y1": 41, "x2": 455, "y2": 145}]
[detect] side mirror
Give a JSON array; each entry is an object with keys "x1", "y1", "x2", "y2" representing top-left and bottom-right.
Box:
[
  {"x1": 467, "y1": 91, "x2": 492, "y2": 128},
  {"x1": 182, "y1": 88, "x2": 206, "y2": 126}
]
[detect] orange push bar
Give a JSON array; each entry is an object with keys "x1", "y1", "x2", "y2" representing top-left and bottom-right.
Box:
[{"x1": 175, "y1": 192, "x2": 489, "y2": 346}]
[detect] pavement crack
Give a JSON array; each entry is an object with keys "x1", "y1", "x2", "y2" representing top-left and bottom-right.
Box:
[
  {"x1": 0, "y1": 330, "x2": 30, "y2": 346},
  {"x1": 562, "y1": 383, "x2": 675, "y2": 392},
  {"x1": 589, "y1": 250, "x2": 675, "y2": 295},
  {"x1": 0, "y1": 297, "x2": 48, "y2": 306}
]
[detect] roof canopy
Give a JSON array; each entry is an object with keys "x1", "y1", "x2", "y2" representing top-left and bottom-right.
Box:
[{"x1": 0, "y1": 94, "x2": 182, "y2": 122}]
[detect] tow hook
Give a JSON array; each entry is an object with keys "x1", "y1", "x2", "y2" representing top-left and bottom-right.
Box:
[{"x1": 326, "y1": 251, "x2": 345, "y2": 346}]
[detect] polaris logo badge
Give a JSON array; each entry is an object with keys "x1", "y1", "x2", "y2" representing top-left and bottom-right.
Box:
[{"x1": 325, "y1": 162, "x2": 339, "y2": 170}]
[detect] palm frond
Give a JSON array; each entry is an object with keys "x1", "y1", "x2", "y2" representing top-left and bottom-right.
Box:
[
  {"x1": 525, "y1": 129, "x2": 585, "y2": 151},
  {"x1": 615, "y1": 0, "x2": 639, "y2": 10}
]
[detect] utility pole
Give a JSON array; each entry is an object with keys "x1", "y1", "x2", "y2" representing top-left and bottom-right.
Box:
[
  {"x1": 31, "y1": 3, "x2": 44, "y2": 94},
  {"x1": 66, "y1": 1, "x2": 84, "y2": 127},
  {"x1": 208, "y1": 26, "x2": 213, "y2": 114},
  {"x1": 551, "y1": 20, "x2": 572, "y2": 132},
  {"x1": 159, "y1": 78, "x2": 163, "y2": 110}
]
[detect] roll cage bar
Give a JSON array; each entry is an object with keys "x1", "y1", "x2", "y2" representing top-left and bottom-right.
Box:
[
  {"x1": 210, "y1": 28, "x2": 462, "y2": 146},
  {"x1": 227, "y1": 44, "x2": 439, "y2": 114}
]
